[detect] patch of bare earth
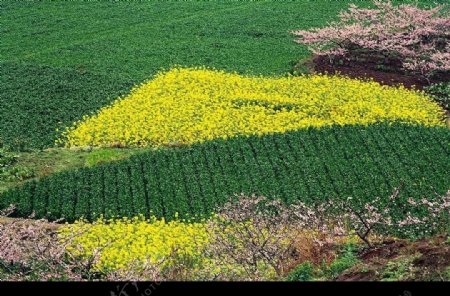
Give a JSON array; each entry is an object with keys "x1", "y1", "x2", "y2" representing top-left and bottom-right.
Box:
[
  {"x1": 337, "y1": 236, "x2": 450, "y2": 281},
  {"x1": 312, "y1": 54, "x2": 450, "y2": 90}
]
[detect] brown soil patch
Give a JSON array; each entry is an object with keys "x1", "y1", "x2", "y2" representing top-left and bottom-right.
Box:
[
  {"x1": 337, "y1": 236, "x2": 450, "y2": 281},
  {"x1": 412, "y1": 247, "x2": 450, "y2": 268},
  {"x1": 360, "y1": 239, "x2": 407, "y2": 261},
  {"x1": 338, "y1": 270, "x2": 376, "y2": 282},
  {"x1": 313, "y1": 54, "x2": 450, "y2": 90},
  {"x1": 0, "y1": 217, "x2": 62, "y2": 231}
]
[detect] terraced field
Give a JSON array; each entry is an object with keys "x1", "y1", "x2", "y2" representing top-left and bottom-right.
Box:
[
  {"x1": 2, "y1": 124, "x2": 448, "y2": 222},
  {"x1": 0, "y1": 1, "x2": 449, "y2": 281}
]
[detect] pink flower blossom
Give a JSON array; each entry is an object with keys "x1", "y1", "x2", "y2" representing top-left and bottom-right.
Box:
[{"x1": 292, "y1": 0, "x2": 450, "y2": 79}]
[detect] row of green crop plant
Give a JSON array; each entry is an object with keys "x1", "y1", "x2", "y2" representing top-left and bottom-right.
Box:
[{"x1": 0, "y1": 124, "x2": 449, "y2": 222}]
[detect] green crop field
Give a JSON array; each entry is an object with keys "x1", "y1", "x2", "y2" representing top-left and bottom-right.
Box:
[
  {"x1": 2, "y1": 124, "x2": 448, "y2": 222},
  {"x1": 0, "y1": 0, "x2": 443, "y2": 149}
]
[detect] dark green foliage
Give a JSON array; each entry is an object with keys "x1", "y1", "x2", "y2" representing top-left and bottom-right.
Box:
[
  {"x1": 0, "y1": 62, "x2": 134, "y2": 150},
  {"x1": 1, "y1": 124, "x2": 448, "y2": 222},
  {"x1": 116, "y1": 160, "x2": 133, "y2": 218},
  {"x1": 90, "y1": 166, "x2": 105, "y2": 220},
  {"x1": 45, "y1": 175, "x2": 59, "y2": 220},
  {"x1": 0, "y1": 148, "x2": 18, "y2": 169},
  {"x1": 32, "y1": 178, "x2": 49, "y2": 218},
  {"x1": 60, "y1": 173, "x2": 77, "y2": 222},
  {"x1": 286, "y1": 262, "x2": 315, "y2": 282},
  {"x1": 74, "y1": 169, "x2": 91, "y2": 220},
  {"x1": 130, "y1": 160, "x2": 148, "y2": 217},
  {"x1": 425, "y1": 82, "x2": 450, "y2": 111},
  {"x1": 168, "y1": 151, "x2": 193, "y2": 217},
  {"x1": 103, "y1": 165, "x2": 119, "y2": 219},
  {"x1": 0, "y1": 148, "x2": 35, "y2": 182},
  {"x1": 0, "y1": 1, "x2": 346, "y2": 80},
  {"x1": 324, "y1": 245, "x2": 360, "y2": 279},
  {"x1": 142, "y1": 153, "x2": 164, "y2": 218}
]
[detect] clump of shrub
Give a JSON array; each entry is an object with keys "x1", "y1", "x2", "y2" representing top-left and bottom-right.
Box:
[
  {"x1": 286, "y1": 261, "x2": 315, "y2": 281},
  {"x1": 323, "y1": 244, "x2": 359, "y2": 279},
  {"x1": 425, "y1": 82, "x2": 450, "y2": 110},
  {"x1": 0, "y1": 148, "x2": 34, "y2": 181},
  {"x1": 0, "y1": 148, "x2": 18, "y2": 170},
  {"x1": 286, "y1": 244, "x2": 360, "y2": 281},
  {"x1": 292, "y1": 0, "x2": 450, "y2": 80}
]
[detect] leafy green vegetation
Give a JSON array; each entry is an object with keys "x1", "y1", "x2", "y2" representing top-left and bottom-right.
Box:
[
  {"x1": 323, "y1": 245, "x2": 360, "y2": 279},
  {"x1": 425, "y1": 82, "x2": 450, "y2": 111},
  {"x1": 381, "y1": 255, "x2": 419, "y2": 281},
  {"x1": 0, "y1": 63, "x2": 134, "y2": 149},
  {"x1": 0, "y1": 148, "x2": 35, "y2": 183},
  {"x1": 1, "y1": 124, "x2": 448, "y2": 222},
  {"x1": 286, "y1": 244, "x2": 360, "y2": 281},
  {"x1": 0, "y1": 1, "x2": 349, "y2": 79},
  {"x1": 443, "y1": 266, "x2": 450, "y2": 280},
  {"x1": 286, "y1": 262, "x2": 315, "y2": 282}
]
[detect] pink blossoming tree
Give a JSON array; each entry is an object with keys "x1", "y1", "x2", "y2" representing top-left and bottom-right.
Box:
[{"x1": 292, "y1": 1, "x2": 450, "y2": 80}]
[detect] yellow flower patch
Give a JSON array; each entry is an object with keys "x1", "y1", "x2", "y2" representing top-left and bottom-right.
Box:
[
  {"x1": 60, "y1": 68, "x2": 445, "y2": 147},
  {"x1": 59, "y1": 216, "x2": 209, "y2": 273}
]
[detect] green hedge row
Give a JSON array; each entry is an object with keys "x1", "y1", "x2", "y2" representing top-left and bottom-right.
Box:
[{"x1": 1, "y1": 124, "x2": 449, "y2": 222}]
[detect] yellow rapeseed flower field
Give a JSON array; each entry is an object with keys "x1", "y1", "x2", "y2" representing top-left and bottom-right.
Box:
[
  {"x1": 59, "y1": 215, "x2": 209, "y2": 273},
  {"x1": 60, "y1": 67, "x2": 445, "y2": 148}
]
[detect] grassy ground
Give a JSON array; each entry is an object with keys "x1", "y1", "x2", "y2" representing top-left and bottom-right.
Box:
[{"x1": 0, "y1": 147, "x2": 147, "y2": 194}]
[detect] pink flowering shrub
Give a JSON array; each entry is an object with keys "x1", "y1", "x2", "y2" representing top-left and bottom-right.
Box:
[
  {"x1": 205, "y1": 195, "x2": 339, "y2": 280},
  {"x1": 292, "y1": 1, "x2": 450, "y2": 80},
  {"x1": 0, "y1": 208, "x2": 80, "y2": 280},
  {"x1": 0, "y1": 206, "x2": 104, "y2": 281}
]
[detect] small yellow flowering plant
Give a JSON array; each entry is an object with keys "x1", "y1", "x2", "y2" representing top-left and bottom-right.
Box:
[
  {"x1": 58, "y1": 215, "x2": 209, "y2": 274},
  {"x1": 59, "y1": 67, "x2": 445, "y2": 148}
]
